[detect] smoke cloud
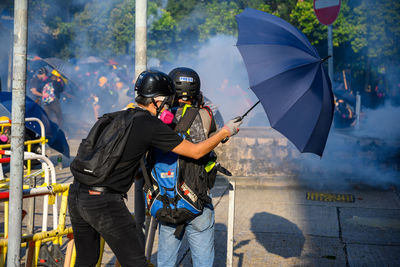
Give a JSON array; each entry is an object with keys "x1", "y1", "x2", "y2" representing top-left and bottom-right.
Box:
[
  {"x1": 165, "y1": 35, "x2": 265, "y2": 125},
  {"x1": 1, "y1": 1, "x2": 399, "y2": 189},
  {"x1": 299, "y1": 103, "x2": 400, "y2": 189}
]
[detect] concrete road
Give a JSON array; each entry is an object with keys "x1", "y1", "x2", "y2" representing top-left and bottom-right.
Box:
[
  {"x1": 2, "y1": 151, "x2": 400, "y2": 266},
  {"x1": 159, "y1": 176, "x2": 400, "y2": 267},
  {"x1": 101, "y1": 175, "x2": 400, "y2": 266}
]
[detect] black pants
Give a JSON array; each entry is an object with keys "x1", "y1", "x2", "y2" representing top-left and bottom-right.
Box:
[
  {"x1": 43, "y1": 98, "x2": 63, "y2": 128},
  {"x1": 68, "y1": 183, "x2": 147, "y2": 266}
]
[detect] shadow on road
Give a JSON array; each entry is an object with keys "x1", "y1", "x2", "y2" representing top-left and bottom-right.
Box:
[{"x1": 251, "y1": 212, "x2": 305, "y2": 258}]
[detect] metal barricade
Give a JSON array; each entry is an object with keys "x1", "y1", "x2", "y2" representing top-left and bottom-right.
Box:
[{"x1": 0, "y1": 183, "x2": 72, "y2": 267}]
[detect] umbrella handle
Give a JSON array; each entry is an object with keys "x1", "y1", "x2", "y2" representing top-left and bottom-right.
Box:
[
  {"x1": 221, "y1": 137, "x2": 229, "y2": 143},
  {"x1": 221, "y1": 101, "x2": 261, "y2": 144}
]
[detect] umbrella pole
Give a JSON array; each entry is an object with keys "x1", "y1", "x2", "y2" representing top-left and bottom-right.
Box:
[
  {"x1": 220, "y1": 100, "x2": 260, "y2": 144},
  {"x1": 241, "y1": 101, "x2": 260, "y2": 119}
]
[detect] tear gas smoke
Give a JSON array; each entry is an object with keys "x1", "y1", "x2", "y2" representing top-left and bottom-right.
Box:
[
  {"x1": 299, "y1": 103, "x2": 400, "y2": 189},
  {"x1": 166, "y1": 35, "x2": 265, "y2": 126},
  {"x1": 0, "y1": 1, "x2": 398, "y2": 190}
]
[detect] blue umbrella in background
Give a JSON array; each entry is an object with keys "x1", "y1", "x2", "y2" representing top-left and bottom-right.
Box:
[
  {"x1": 236, "y1": 8, "x2": 334, "y2": 156},
  {"x1": 0, "y1": 92, "x2": 70, "y2": 158}
]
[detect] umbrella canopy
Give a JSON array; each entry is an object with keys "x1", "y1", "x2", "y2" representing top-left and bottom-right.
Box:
[
  {"x1": 0, "y1": 92, "x2": 70, "y2": 157},
  {"x1": 236, "y1": 8, "x2": 334, "y2": 156},
  {"x1": 41, "y1": 57, "x2": 79, "y2": 88},
  {"x1": 77, "y1": 56, "x2": 104, "y2": 64}
]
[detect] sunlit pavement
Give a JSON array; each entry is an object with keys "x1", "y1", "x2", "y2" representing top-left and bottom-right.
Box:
[
  {"x1": 9, "y1": 145, "x2": 400, "y2": 266},
  {"x1": 152, "y1": 176, "x2": 399, "y2": 267}
]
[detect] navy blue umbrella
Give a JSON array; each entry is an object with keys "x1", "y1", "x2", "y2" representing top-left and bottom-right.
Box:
[
  {"x1": 236, "y1": 8, "x2": 334, "y2": 156},
  {"x1": 0, "y1": 92, "x2": 70, "y2": 157},
  {"x1": 41, "y1": 57, "x2": 79, "y2": 87}
]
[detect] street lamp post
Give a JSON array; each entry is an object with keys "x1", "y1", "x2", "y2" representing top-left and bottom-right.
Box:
[{"x1": 8, "y1": 0, "x2": 29, "y2": 265}]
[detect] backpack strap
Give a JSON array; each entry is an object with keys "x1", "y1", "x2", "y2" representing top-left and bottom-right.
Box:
[
  {"x1": 203, "y1": 106, "x2": 217, "y2": 135},
  {"x1": 174, "y1": 224, "x2": 186, "y2": 239},
  {"x1": 140, "y1": 156, "x2": 153, "y2": 192},
  {"x1": 174, "y1": 107, "x2": 199, "y2": 133}
]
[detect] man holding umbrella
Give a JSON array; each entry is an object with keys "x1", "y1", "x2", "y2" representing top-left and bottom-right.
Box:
[{"x1": 29, "y1": 67, "x2": 48, "y2": 104}]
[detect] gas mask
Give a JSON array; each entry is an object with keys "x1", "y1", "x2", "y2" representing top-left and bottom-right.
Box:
[
  {"x1": 152, "y1": 95, "x2": 175, "y2": 124},
  {"x1": 159, "y1": 108, "x2": 174, "y2": 124}
]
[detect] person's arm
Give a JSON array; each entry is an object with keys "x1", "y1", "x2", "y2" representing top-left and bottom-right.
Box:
[
  {"x1": 30, "y1": 87, "x2": 42, "y2": 97},
  {"x1": 171, "y1": 128, "x2": 230, "y2": 159}
]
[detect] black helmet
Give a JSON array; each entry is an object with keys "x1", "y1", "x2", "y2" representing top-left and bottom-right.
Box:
[
  {"x1": 37, "y1": 67, "x2": 48, "y2": 75},
  {"x1": 168, "y1": 67, "x2": 200, "y2": 100},
  {"x1": 135, "y1": 70, "x2": 175, "y2": 98}
]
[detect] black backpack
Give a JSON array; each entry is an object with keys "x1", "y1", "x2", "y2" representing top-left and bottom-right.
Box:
[{"x1": 70, "y1": 108, "x2": 145, "y2": 185}]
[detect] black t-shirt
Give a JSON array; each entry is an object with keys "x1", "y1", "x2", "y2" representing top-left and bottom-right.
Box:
[
  {"x1": 28, "y1": 76, "x2": 47, "y2": 101},
  {"x1": 98, "y1": 110, "x2": 183, "y2": 193}
]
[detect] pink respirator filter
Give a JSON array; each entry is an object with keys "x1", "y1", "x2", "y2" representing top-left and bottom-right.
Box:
[{"x1": 159, "y1": 110, "x2": 174, "y2": 124}]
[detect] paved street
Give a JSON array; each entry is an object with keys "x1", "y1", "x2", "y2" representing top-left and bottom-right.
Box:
[
  {"x1": 96, "y1": 175, "x2": 400, "y2": 266},
  {"x1": 2, "y1": 146, "x2": 400, "y2": 266}
]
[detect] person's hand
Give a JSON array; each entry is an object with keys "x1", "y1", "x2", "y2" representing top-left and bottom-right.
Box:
[{"x1": 223, "y1": 116, "x2": 242, "y2": 136}]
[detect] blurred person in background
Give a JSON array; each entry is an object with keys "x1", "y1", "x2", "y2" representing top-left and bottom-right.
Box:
[
  {"x1": 41, "y1": 69, "x2": 65, "y2": 128},
  {"x1": 29, "y1": 67, "x2": 48, "y2": 104}
]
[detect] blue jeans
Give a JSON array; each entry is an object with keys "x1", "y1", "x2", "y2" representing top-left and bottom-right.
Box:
[
  {"x1": 157, "y1": 205, "x2": 215, "y2": 267},
  {"x1": 68, "y1": 182, "x2": 147, "y2": 267}
]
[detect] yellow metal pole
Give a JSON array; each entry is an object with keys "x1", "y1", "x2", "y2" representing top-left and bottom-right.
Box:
[
  {"x1": 96, "y1": 237, "x2": 105, "y2": 267},
  {"x1": 27, "y1": 143, "x2": 31, "y2": 175},
  {"x1": 3, "y1": 201, "x2": 8, "y2": 263},
  {"x1": 34, "y1": 240, "x2": 41, "y2": 267},
  {"x1": 70, "y1": 244, "x2": 76, "y2": 267}
]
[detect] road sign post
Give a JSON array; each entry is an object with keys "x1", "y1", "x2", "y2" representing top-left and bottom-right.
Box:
[{"x1": 313, "y1": 0, "x2": 341, "y2": 81}]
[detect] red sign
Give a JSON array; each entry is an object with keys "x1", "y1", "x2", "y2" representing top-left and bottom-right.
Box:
[{"x1": 313, "y1": 0, "x2": 341, "y2": 25}]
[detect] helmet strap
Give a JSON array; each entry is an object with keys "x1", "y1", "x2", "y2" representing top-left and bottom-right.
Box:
[{"x1": 152, "y1": 97, "x2": 169, "y2": 117}]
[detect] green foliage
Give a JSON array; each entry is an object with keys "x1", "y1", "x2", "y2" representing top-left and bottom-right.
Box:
[
  {"x1": 289, "y1": 0, "x2": 325, "y2": 45},
  {"x1": 166, "y1": 0, "x2": 210, "y2": 22},
  {"x1": 2, "y1": 0, "x2": 398, "y2": 89},
  {"x1": 289, "y1": 0, "x2": 354, "y2": 47},
  {"x1": 148, "y1": 7, "x2": 178, "y2": 61},
  {"x1": 350, "y1": 0, "x2": 400, "y2": 61},
  {"x1": 198, "y1": 1, "x2": 241, "y2": 41},
  {"x1": 109, "y1": 0, "x2": 136, "y2": 54},
  {"x1": 70, "y1": 1, "x2": 117, "y2": 57},
  {"x1": 268, "y1": 0, "x2": 297, "y2": 20},
  {"x1": 330, "y1": 0, "x2": 355, "y2": 47}
]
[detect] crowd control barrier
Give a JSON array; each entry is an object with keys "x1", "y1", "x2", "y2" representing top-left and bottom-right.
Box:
[
  {"x1": 0, "y1": 183, "x2": 72, "y2": 267},
  {"x1": 0, "y1": 117, "x2": 48, "y2": 178}
]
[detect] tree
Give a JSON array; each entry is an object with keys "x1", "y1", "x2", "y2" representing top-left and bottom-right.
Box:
[
  {"x1": 148, "y1": 5, "x2": 178, "y2": 61},
  {"x1": 109, "y1": 0, "x2": 136, "y2": 55},
  {"x1": 198, "y1": 1, "x2": 241, "y2": 41},
  {"x1": 70, "y1": 1, "x2": 118, "y2": 57},
  {"x1": 348, "y1": 0, "x2": 400, "y2": 92}
]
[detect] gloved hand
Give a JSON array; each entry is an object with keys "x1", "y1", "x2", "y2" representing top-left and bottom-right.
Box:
[{"x1": 223, "y1": 116, "x2": 243, "y2": 136}]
